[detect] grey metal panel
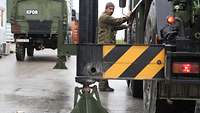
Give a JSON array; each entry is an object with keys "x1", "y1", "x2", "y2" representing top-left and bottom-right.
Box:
[
  {"x1": 77, "y1": 44, "x2": 103, "y2": 77},
  {"x1": 155, "y1": 0, "x2": 172, "y2": 37},
  {"x1": 145, "y1": 0, "x2": 156, "y2": 43},
  {"x1": 79, "y1": 0, "x2": 98, "y2": 43}
]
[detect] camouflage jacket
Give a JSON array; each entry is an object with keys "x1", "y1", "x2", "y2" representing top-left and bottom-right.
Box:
[{"x1": 98, "y1": 12, "x2": 128, "y2": 44}]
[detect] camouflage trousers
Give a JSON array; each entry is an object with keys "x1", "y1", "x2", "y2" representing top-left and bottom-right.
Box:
[{"x1": 99, "y1": 80, "x2": 109, "y2": 89}]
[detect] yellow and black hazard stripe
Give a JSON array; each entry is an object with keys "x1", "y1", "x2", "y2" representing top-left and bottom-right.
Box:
[{"x1": 102, "y1": 45, "x2": 165, "y2": 80}]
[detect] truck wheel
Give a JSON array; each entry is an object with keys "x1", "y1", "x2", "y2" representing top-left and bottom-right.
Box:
[
  {"x1": 126, "y1": 80, "x2": 130, "y2": 87},
  {"x1": 144, "y1": 80, "x2": 165, "y2": 113},
  {"x1": 143, "y1": 80, "x2": 158, "y2": 113},
  {"x1": 27, "y1": 47, "x2": 34, "y2": 56},
  {"x1": 143, "y1": 80, "x2": 196, "y2": 113},
  {"x1": 130, "y1": 80, "x2": 143, "y2": 98},
  {"x1": 156, "y1": 100, "x2": 196, "y2": 113},
  {"x1": 16, "y1": 43, "x2": 25, "y2": 61}
]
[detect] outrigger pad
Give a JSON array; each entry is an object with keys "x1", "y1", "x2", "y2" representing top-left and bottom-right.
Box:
[
  {"x1": 71, "y1": 86, "x2": 108, "y2": 113},
  {"x1": 53, "y1": 56, "x2": 67, "y2": 69},
  {"x1": 53, "y1": 61, "x2": 67, "y2": 69},
  {"x1": 71, "y1": 95, "x2": 108, "y2": 113}
]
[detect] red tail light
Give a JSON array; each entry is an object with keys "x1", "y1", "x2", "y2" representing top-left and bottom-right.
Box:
[{"x1": 173, "y1": 62, "x2": 199, "y2": 74}]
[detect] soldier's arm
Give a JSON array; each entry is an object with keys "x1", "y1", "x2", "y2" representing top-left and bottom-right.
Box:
[
  {"x1": 102, "y1": 15, "x2": 128, "y2": 26},
  {"x1": 113, "y1": 24, "x2": 128, "y2": 30}
]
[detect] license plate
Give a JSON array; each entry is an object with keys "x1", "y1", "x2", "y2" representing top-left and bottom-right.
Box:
[{"x1": 16, "y1": 39, "x2": 29, "y2": 42}]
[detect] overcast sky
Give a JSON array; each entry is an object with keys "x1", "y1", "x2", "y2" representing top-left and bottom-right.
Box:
[{"x1": 72, "y1": 0, "x2": 128, "y2": 17}]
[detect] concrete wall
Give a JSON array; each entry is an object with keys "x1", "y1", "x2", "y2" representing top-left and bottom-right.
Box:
[
  {"x1": 0, "y1": 0, "x2": 13, "y2": 43},
  {"x1": 0, "y1": 0, "x2": 6, "y2": 43}
]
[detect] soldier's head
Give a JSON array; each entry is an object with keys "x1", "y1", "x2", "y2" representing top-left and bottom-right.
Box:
[{"x1": 105, "y1": 2, "x2": 115, "y2": 15}]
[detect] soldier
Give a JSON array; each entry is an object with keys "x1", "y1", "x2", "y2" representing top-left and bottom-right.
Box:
[{"x1": 98, "y1": 2, "x2": 130, "y2": 92}]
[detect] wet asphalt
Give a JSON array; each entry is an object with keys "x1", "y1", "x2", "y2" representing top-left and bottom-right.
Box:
[{"x1": 0, "y1": 49, "x2": 143, "y2": 113}]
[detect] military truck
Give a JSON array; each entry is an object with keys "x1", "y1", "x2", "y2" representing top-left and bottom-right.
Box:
[
  {"x1": 7, "y1": 0, "x2": 68, "y2": 61},
  {"x1": 74, "y1": 0, "x2": 200, "y2": 113},
  {"x1": 122, "y1": 0, "x2": 200, "y2": 112}
]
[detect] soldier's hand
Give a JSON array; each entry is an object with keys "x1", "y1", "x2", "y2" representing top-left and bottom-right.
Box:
[
  {"x1": 127, "y1": 11, "x2": 132, "y2": 17},
  {"x1": 125, "y1": 11, "x2": 131, "y2": 20}
]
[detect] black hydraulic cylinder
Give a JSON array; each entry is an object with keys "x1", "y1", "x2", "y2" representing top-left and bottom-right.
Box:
[
  {"x1": 77, "y1": 0, "x2": 99, "y2": 84},
  {"x1": 79, "y1": 0, "x2": 98, "y2": 43}
]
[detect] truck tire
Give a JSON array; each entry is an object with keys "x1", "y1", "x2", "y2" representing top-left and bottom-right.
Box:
[
  {"x1": 144, "y1": 81, "x2": 196, "y2": 113},
  {"x1": 143, "y1": 81, "x2": 172, "y2": 113},
  {"x1": 27, "y1": 47, "x2": 34, "y2": 56},
  {"x1": 143, "y1": 80, "x2": 174, "y2": 113},
  {"x1": 130, "y1": 80, "x2": 143, "y2": 98},
  {"x1": 16, "y1": 43, "x2": 25, "y2": 61},
  {"x1": 143, "y1": 1, "x2": 165, "y2": 113},
  {"x1": 143, "y1": 80, "x2": 157, "y2": 113},
  {"x1": 156, "y1": 99, "x2": 195, "y2": 113},
  {"x1": 126, "y1": 80, "x2": 130, "y2": 87}
]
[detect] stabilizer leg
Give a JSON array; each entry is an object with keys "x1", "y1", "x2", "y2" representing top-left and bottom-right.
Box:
[
  {"x1": 53, "y1": 18, "x2": 67, "y2": 69},
  {"x1": 71, "y1": 85, "x2": 109, "y2": 113}
]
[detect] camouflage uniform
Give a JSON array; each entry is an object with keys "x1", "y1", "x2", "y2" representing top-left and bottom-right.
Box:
[
  {"x1": 98, "y1": 12, "x2": 128, "y2": 91},
  {"x1": 98, "y1": 12, "x2": 128, "y2": 44}
]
